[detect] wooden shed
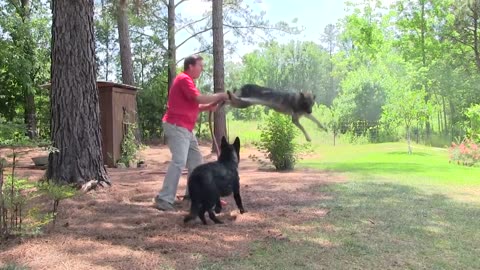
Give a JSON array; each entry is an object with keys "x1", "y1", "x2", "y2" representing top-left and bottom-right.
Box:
[
  {"x1": 97, "y1": 81, "x2": 139, "y2": 167},
  {"x1": 40, "y1": 81, "x2": 140, "y2": 168}
]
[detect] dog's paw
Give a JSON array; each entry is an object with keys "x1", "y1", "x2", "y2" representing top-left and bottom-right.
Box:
[
  {"x1": 214, "y1": 206, "x2": 222, "y2": 214},
  {"x1": 183, "y1": 215, "x2": 194, "y2": 224},
  {"x1": 240, "y1": 209, "x2": 246, "y2": 214}
]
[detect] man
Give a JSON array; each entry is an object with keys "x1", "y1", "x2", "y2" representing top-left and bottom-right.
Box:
[{"x1": 154, "y1": 54, "x2": 229, "y2": 211}]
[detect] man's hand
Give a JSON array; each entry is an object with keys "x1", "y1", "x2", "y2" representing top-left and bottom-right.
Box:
[
  {"x1": 207, "y1": 103, "x2": 220, "y2": 112},
  {"x1": 196, "y1": 92, "x2": 230, "y2": 105},
  {"x1": 199, "y1": 100, "x2": 224, "y2": 112},
  {"x1": 220, "y1": 92, "x2": 230, "y2": 101}
]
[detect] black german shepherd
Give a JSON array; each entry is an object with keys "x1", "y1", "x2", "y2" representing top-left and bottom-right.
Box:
[
  {"x1": 183, "y1": 136, "x2": 246, "y2": 225},
  {"x1": 226, "y1": 84, "x2": 328, "y2": 142}
]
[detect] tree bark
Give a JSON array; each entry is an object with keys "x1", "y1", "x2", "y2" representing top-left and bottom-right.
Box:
[
  {"x1": 117, "y1": 0, "x2": 135, "y2": 86},
  {"x1": 407, "y1": 125, "x2": 412, "y2": 154},
  {"x1": 472, "y1": 3, "x2": 480, "y2": 72},
  {"x1": 212, "y1": 0, "x2": 226, "y2": 153},
  {"x1": 48, "y1": 0, "x2": 109, "y2": 185},
  {"x1": 420, "y1": 0, "x2": 431, "y2": 139},
  {"x1": 0, "y1": 160, "x2": 4, "y2": 234},
  {"x1": 167, "y1": 0, "x2": 176, "y2": 92},
  {"x1": 117, "y1": 0, "x2": 142, "y2": 142},
  {"x1": 20, "y1": 0, "x2": 37, "y2": 139}
]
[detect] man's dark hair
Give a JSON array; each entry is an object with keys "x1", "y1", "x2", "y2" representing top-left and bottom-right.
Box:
[{"x1": 183, "y1": 54, "x2": 204, "y2": 71}]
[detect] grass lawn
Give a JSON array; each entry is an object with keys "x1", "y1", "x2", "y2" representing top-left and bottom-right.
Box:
[{"x1": 201, "y1": 139, "x2": 480, "y2": 269}]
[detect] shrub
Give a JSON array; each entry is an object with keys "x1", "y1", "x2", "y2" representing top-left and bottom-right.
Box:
[
  {"x1": 1, "y1": 134, "x2": 76, "y2": 238},
  {"x1": 119, "y1": 121, "x2": 143, "y2": 168},
  {"x1": 448, "y1": 138, "x2": 480, "y2": 167},
  {"x1": 465, "y1": 104, "x2": 480, "y2": 142},
  {"x1": 137, "y1": 74, "x2": 168, "y2": 140},
  {"x1": 253, "y1": 111, "x2": 310, "y2": 171}
]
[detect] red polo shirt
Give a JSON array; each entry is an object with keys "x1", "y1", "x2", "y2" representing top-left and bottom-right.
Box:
[{"x1": 162, "y1": 72, "x2": 201, "y2": 132}]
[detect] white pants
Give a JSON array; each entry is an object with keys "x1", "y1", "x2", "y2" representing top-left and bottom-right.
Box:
[{"x1": 156, "y1": 122, "x2": 203, "y2": 204}]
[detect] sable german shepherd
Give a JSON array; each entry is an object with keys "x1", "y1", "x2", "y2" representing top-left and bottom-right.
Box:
[
  {"x1": 184, "y1": 136, "x2": 246, "y2": 225},
  {"x1": 226, "y1": 84, "x2": 327, "y2": 142}
]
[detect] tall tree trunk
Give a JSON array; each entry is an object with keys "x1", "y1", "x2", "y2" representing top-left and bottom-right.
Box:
[
  {"x1": 0, "y1": 161, "x2": 4, "y2": 234},
  {"x1": 167, "y1": 0, "x2": 176, "y2": 92},
  {"x1": 117, "y1": 0, "x2": 135, "y2": 86},
  {"x1": 472, "y1": 3, "x2": 480, "y2": 72},
  {"x1": 442, "y1": 95, "x2": 448, "y2": 135},
  {"x1": 420, "y1": 0, "x2": 431, "y2": 139},
  {"x1": 117, "y1": 0, "x2": 142, "y2": 142},
  {"x1": 20, "y1": 0, "x2": 37, "y2": 139},
  {"x1": 24, "y1": 93, "x2": 37, "y2": 139},
  {"x1": 101, "y1": 0, "x2": 111, "y2": 81},
  {"x1": 212, "y1": 0, "x2": 226, "y2": 153},
  {"x1": 407, "y1": 125, "x2": 412, "y2": 154},
  {"x1": 48, "y1": 0, "x2": 109, "y2": 185}
]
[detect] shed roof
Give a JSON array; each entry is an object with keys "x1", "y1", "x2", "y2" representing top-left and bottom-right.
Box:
[{"x1": 39, "y1": 81, "x2": 141, "y2": 91}]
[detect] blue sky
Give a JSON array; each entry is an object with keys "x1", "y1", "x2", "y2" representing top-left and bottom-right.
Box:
[{"x1": 174, "y1": 0, "x2": 385, "y2": 62}]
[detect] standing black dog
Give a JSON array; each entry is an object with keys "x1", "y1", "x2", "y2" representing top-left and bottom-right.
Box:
[{"x1": 184, "y1": 136, "x2": 246, "y2": 225}]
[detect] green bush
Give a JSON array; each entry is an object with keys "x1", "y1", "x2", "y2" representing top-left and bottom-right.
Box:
[
  {"x1": 253, "y1": 111, "x2": 308, "y2": 171},
  {"x1": 137, "y1": 74, "x2": 168, "y2": 140},
  {"x1": 119, "y1": 121, "x2": 143, "y2": 167},
  {"x1": 465, "y1": 104, "x2": 480, "y2": 142}
]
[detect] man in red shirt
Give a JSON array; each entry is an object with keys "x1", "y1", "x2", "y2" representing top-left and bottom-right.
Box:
[{"x1": 155, "y1": 54, "x2": 229, "y2": 211}]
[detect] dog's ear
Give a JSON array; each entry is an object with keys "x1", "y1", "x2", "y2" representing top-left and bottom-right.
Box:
[
  {"x1": 300, "y1": 92, "x2": 305, "y2": 99},
  {"x1": 221, "y1": 136, "x2": 228, "y2": 147},
  {"x1": 233, "y1": 137, "x2": 240, "y2": 161},
  {"x1": 233, "y1": 137, "x2": 240, "y2": 150}
]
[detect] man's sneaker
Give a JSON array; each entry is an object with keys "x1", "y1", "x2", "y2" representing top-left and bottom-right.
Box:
[{"x1": 154, "y1": 197, "x2": 174, "y2": 211}]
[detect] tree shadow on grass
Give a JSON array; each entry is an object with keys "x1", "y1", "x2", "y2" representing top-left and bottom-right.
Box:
[
  {"x1": 203, "y1": 181, "x2": 480, "y2": 269},
  {"x1": 302, "y1": 161, "x2": 428, "y2": 175},
  {"x1": 386, "y1": 151, "x2": 432, "y2": 157}
]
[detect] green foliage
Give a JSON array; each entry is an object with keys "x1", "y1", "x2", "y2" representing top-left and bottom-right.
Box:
[
  {"x1": 1, "y1": 176, "x2": 56, "y2": 237},
  {"x1": 36, "y1": 181, "x2": 77, "y2": 225},
  {"x1": 382, "y1": 87, "x2": 432, "y2": 153},
  {"x1": 137, "y1": 73, "x2": 168, "y2": 140},
  {"x1": 1, "y1": 141, "x2": 72, "y2": 238},
  {"x1": 119, "y1": 121, "x2": 143, "y2": 168},
  {"x1": 230, "y1": 105, "x2": 265, "y2": 121},
  {"x1": 0, "y1": 0, "x2": 50, "y2": 126},
  {"x1": 253, "y1": 111, "x2": 310, "y2": 171},
  {"x1": 465, "y1": 104, "x2": 480, "y2": 142}
]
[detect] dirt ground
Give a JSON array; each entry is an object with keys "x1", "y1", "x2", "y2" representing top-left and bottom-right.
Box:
[{"x1": 0, "y1": 144, "x2": 344, "y2": 270}]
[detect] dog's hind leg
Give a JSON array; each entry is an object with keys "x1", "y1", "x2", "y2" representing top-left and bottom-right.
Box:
[
  {"x1": 292, "y1": 114, "x2": 312, "y2": 142},
  {"x1": 207, "y1": 209, "x2": 223, "y2": 224},
  {"x1": 226, "y1": 91, "x2": 253, "y2": 109},
  {"x1": 183, "y1": 214, "x2": 196, "y2": 224},
  {"x1": 214, "y1": 198, "x2": 222, "y2": 214},
  {"x1": 184, "y1": 201, "x2": 200, "y2": 224},
  {"x1": 304, "y1": 113, "x2": 328, "y2": 132},
  {"x1": 198, "y1": 207, "x2": 208, "y2": 225}
]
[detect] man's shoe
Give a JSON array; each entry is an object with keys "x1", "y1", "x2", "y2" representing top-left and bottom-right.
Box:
[{"x1": 154, "y1": 197, "x2": 174, "y2": 211}]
